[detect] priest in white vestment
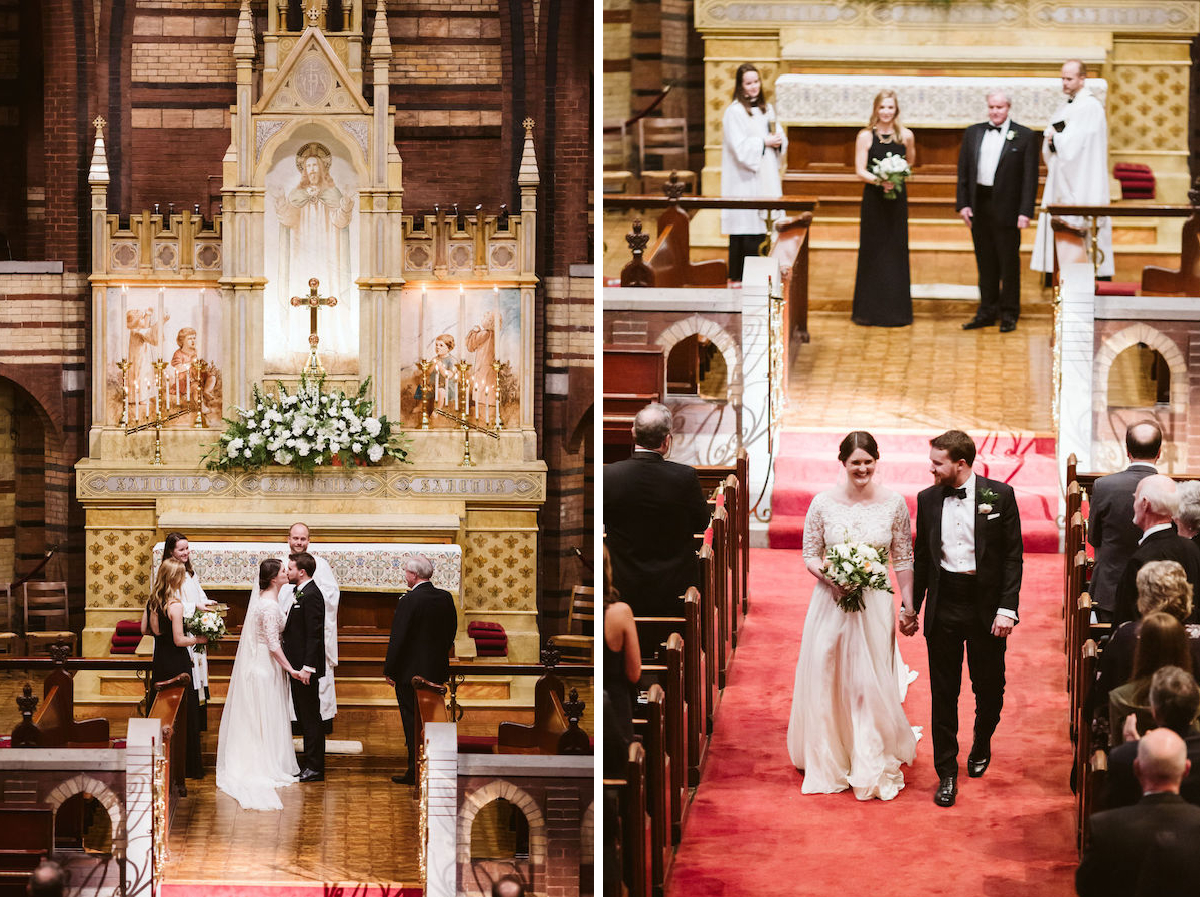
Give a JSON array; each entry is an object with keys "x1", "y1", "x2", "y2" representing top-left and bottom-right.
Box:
[
  {"x1": 277, "y1": 522, "x2": 341, "y2": 727},
  {"x1": 1031, "y1": 59, "x2": 1114, "y2": 278}
]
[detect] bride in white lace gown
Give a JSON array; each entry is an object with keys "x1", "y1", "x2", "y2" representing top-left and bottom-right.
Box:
[
  {"x1": 216, "y1": 558, "x2": 301, "y2": 810},
  {"x1": 786, "y1": 431, "x2": 919, "y2": 800}
]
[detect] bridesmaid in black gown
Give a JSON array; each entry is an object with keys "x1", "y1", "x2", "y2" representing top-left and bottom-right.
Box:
[
  {"x1": 851, "y1": 89, "x2": 915, "y2": 328},
  {"x1": 142, "y1": 557, "x2": 208, "y2": 778}
]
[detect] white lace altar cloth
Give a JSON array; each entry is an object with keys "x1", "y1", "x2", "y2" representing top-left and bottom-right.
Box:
[
  {"x1": 151, "y1": 541, "x2": 461, "y2": 593},
  {"x1": 775, "y1": 75, "x2": 1108, "y2": 130}
]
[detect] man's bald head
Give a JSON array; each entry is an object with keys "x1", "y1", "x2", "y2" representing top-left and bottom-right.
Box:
[
  {"x1": 1135, "y1": 727, "x2": 1190, "y2": 793},
  {"x1": 491, "y1": 874, "x2": 525, "y2": 897},
  {"x1": 288, "y1": 522, "x2": 311, "y2": 553},
  {"x1": 27, "y1": 860, "x2": 64, "y2": 897},
  {"x1": 1126, "y1": 420, "x2": 1163, "y2": 462}
]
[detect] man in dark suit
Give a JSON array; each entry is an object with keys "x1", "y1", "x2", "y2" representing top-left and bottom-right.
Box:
[
  {"x1": 957, "y1": 91, "x2": 1039, "y2": 333},
  {"x1": 902, "y1": 430, "x2": 1023, "y2": 807},
  {"x1": 282, "y1": 551, "x2": 326, "y2": 782},
  {"x1": 1088, "y1": 421, "x2": 1161, "y2": 622},
  {"x1": 1106, "y1": 665, "x2": 1200, "y2": 809},
  {"x1": 383, "y1": 554, "x2": 458, "y2": 786},
  {"x1": 603, "y1": 403, "x2": 711, "y2": 616},
  {"x1": 1113, "y1": 474, "x2": 1200, "y2": 625},
  {"x1": 1077, "y1": 727, "x2": 1200, "y2": 896}
]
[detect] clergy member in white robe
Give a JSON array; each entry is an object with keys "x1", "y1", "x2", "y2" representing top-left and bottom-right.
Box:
[
  {"x1": 277, "y1": 523, "x2": 341, "y2": 725},
  {"x1": 721, "y1": 63, "x2": 788, "y2": 281},
  {"x1": 1031, "y1": 59, "x2": 1114, "y2": 278}
]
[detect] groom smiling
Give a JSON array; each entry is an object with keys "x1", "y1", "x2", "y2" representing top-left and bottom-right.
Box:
[{"x1": 902, "y1": 430, "x2": 1023, "y2": 807}]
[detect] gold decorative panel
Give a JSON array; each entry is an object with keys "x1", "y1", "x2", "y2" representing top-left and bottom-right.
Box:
[
  {"x1": 86, "y1": 529, "x2": 155, "y2": 609},
  {"x1": 462, "y1": 530, "x2": 535, "y2": 611},
  {"x1": 1108, "y1": 64, "x2": 1189, "y2": 153}
]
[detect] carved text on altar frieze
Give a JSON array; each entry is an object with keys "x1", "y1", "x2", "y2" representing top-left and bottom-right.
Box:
[
  {"x1": 406, "y1": 476, "x2": 535, "y2": 496},
  {"x1": 83, "y1": 473, "x2": 233, "y2": 496},
  {"x1": 245, "y1": 474, "x2": 385, "y2": 495}
]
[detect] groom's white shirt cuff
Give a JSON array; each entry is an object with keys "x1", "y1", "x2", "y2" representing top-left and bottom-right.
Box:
[
  {"x1": 996, "y1": 608, "x2": 1018, "y2": 622},
  {"x1": 302, "y1": 665, "x2": 316, "y2": 673}
]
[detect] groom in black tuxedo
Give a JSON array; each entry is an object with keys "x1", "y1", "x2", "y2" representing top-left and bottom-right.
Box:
[
  {"x1": 283, "y1": 551, "x2": 326, "y2": 782},
  {"x1": 957, "y1": 91, "x2": 1039, "y2": 333},
  {"x1": 902, "y1": 430, "x2": 1023, "y2": 807}
]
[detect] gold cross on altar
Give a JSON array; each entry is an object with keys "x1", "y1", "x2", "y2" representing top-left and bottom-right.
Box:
[{"x1": 290, "y1": 277, "x2": 339, "y2": 376}]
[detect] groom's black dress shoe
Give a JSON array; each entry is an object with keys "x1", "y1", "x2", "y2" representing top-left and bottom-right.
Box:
[
  {"x1": 298, "y1": 768, "x2": 324, "y2": 783},
  {"x1": 967, "y1": 754, "x2": 991, "y2": 778},
  {"x1": 392, "y1": 771, "x2": 416, "y2": 785},
  {"x1": 999, "y1": 319, "x2": 1017, "y2": 333},
  {"x1": 934, "y1": 776, "x2": 958, "y2": 807},
  {"x1": 962, "y1": 316, "x2": 996, "y2": 330}
]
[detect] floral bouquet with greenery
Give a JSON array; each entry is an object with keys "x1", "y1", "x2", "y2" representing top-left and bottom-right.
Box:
[
  {"x1": 205, "y1": 373, "x2": 409, "y2": 475},
  {"x1": 869, "y1": 152, "x2": 912, "y2": 199},
  {"x1": 823, "y1": 542, "x2": 892, "y2": 613},
  {"x1": 184, "y1": 607, "x2": 226, "y2": 654}
]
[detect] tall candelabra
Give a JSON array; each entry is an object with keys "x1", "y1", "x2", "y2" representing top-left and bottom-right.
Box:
[
  {"x1": 427, "y1": 358, "x2": 504, "y2": 466},
  {"x1": 120, "y1": 355, "x2": 201, "y2": 464}
]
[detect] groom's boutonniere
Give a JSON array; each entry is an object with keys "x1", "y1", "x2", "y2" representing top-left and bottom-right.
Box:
[
  {"x1": 1005, "y1": 130, "x2": 1015, "y2": 142},
  {"x1": 978, "y1": 487, "x2": 999, "y2": 515}
]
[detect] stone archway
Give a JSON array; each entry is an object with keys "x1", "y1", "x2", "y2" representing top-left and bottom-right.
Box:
[
  {"x1": 656, "y1": 314, "x2": 743, "y2": 404},
  {"x1": 44, "y1": 773, "x2": 126, "y2": 852},
  {"x1": 457, "y1": 780, "x2": 547, "y2": 893},
  {"x1": 1093, "y1": 323, "x2": 1189, "y2": 469}
]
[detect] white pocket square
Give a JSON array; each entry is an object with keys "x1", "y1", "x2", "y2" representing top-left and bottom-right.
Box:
[{"x1": 987, "y1": 513, "x2": 1000, "y2": 520}]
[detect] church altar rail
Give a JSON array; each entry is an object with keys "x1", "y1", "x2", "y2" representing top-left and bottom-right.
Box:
[
  {"x1": 1047, "y1": 204, "x2": 1193, "y2": 218},
  {"x1": 604, "y1": 196, "x2": 818, "y2": 212},
  {"x1": 151, "y1": 541, "x2": 462, "y2": 593},
  {"x1": 774, "y1": 75, "x2": 1108, "y2": 130}
]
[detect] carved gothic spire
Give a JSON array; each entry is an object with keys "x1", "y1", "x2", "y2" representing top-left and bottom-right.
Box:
[
  {"x1": 233, "y1": 0, "x2": 255, "y2": 59},
  {"x1": 88, "y1": 115, "x2": 109, "y2": 186},
  {"x1": 370, "y1": 0, "x2": 390, "y2": 59}
]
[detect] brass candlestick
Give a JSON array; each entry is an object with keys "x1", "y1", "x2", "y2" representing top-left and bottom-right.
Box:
[
  {"x1": 116, "y1": 359, "x2": 131, "y2": 427},
  {"x1": 190, "y1": 359, "x2": 208, "y2": 428},
  {"x1": 150, "y1": 359, "x2": 167, "y2": 465},
  {"x1": 417, "y1": 358, "x2": 433, "y2": 429},
  {"x1": 432, "y1": 408, "x2": 498, "y2": 467}
]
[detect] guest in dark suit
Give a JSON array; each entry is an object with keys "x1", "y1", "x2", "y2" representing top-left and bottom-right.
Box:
[
  {"x1": 603, "y1": 403, "x2": 711, "y2": 616},
  {"x1": 1088, "y1": 421, "x2": 1161, "y2": 622},
  {"x1": 383, "y1": 554, "x2": 458, "y2": 785},
  {"x1": 1114, "y1": 474, "x2": 1200, "y2": 626},
  {"x1": 1106, "y1": 665, "x2": 1200, "y2": 809},
  {"x1": 282, "y1": 551, "x2": 326, "y2": 781},
  {"x1": 1077, "y1": 727, "x2": 1200, "y2": 896},
  {"x1": 903, "y1": 430, "x2": 1023, "y2": 807},
  {"x1": 1175, "y1": 480, "x2": 1200, "y2": 548},
  {"x1": 957, "y1": 90, "x2": 1039, "y2": 333}
]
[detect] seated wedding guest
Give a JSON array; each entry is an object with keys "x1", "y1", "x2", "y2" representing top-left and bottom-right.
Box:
[
  {"x1": 603, "y1": 546, "x2": 641, "y2": 759},
  {"x1": 1106, "y1": 666, "x2": 1200, "y2": 809},
  {"x1": 26, "y1": 860, "x2": 64, "y2": 897},
  {"x1": 1093, "y1": 561, "x2": 1200, "y2": 728},
  {"x1": 1088, "y1": 421, "x2": 1161, "y2": 623},
  {"x1": 1175, "y1": 480, "x2": 1200, "y2": 546},
  {"x1": 1109, "y1": 612, "x2": 1194, "y2": 739},
  {"x1": 491, "y1": 873, "x2": 525, "y2": 897},
  {"x1": 1113, "y1": 474, "x2": 1200, "y2": 626},
  {"x1": 1077, "y1": 728, "x2": 1200, "y2": 897},
  {"x1": 604, "y1": 403, "x2": 710, "y2": 616}
]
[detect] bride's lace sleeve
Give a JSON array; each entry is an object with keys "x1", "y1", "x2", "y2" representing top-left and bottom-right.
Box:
[
  {"x1": 257, "y1": 601, "x2": 282, "y2": 652},
  {"x1": 890, "y1": 493, "x2": 914, "y2": 572},
  {"x1": 802, "y1": 495, "x2": 826, "y2": 564}
]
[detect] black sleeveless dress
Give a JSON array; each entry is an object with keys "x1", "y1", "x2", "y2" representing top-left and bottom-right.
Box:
[
  {"x1": 151, "y1": 606, "x2": 204, "y2": 778},
  {"x1": 602, "y1": 607, "x2": 636, "y2": 776},
  {"x1": 851, "y1": 130, "x2": 913, "y2": 327}
]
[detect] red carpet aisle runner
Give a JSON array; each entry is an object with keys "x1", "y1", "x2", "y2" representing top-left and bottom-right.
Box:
[
  {"x1": 666, "y1": 549, "x2": 1076, "y2": 897},
  {"x1": 769, "y1": 431, "x2": 1060, "y2": 553},
  {"x1": 160, "y1": 884, "x2": 420, "y2": 896}
]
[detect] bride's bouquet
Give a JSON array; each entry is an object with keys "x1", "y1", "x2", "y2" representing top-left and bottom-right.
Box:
[
  {"x1": 869, "y1": 152, "x2": 912, "y2": 199},
  {"x1": 824, "y1": 542, "x2": 892, "y2": 613},
  {"x1": 184, "y1": 607, "x2": 227, "y2": 654}
]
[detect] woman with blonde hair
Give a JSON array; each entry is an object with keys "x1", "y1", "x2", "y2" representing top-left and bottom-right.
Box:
[
  {"x1": 142, "y1": 556, "x2": 207, "y2": 778},
  {"x1": 851, "y1": 89, "x2": 915, "y2": 328}
]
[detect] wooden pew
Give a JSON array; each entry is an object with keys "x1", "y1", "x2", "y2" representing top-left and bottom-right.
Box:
[
  {"x1": 1141, "y1": 205, "x2": 1200, "y2": 294},
  {"x1": 636, "y1": 588, "x2": 708, "y2": 785},
  {"x1": 636, "y1": 632, "x2": 687, "y2": 843},
  {"x1": 697, "y1": 542, "x2": 720, "y2": 730},
  {"x1": 28, "y1": 665, "x2": 109, "y2": 749},
  {"x1": 642, "y1": 202, "x2": 728, "y2": 289},
  {"x1": 0, "y1": 806, "x2": 53, "y2": 897},
  {"x1": 632, "y1": 684, "x2": 671, "y2": 894},
  {"x1": 147, "y1": 673, "x2": 190, "y2": 818},
  {"x1": 709, "y1": 508, "x2": 732, "y2": 689},
  {"x1": 1076, "y1": 639, "x2": 1107, "y2": 854},
  {"x1": 606, "y1": 741, "x2": 652, "y2": 897},
  {"x1": 497, "y1": 673, "x2": 569, "y2": 754}
]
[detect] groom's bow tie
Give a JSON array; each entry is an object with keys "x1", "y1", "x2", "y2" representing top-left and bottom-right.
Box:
[
  {"x1": 944, "y1": 485, "x2": 968, "y2": 500},
  {"x1": 986, "y1": 123, "x2": 1002, "y2": 133}
]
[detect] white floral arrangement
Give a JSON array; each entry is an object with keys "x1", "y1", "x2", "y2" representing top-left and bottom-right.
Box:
[
  {"x1": 205, "y1": 373, "x2": 409, "y2": 475},
  {"x1": 184, "y1": 607, "x2": 227, "y2": 654},
  {"x1": 869, "y1": 152, "x2": 912, "y2": 199},
  {"x1": 824, "y1": 542, "x2": 892, "y2": 613}
]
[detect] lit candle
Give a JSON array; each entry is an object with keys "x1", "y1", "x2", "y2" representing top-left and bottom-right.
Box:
[
  {"x1": 144, "y1": 379, "x2": 151, "y2": 418},
  {"x1": 198, "y1": 287, "x2": 207, "y2": 365},
  {"x1": 157, "y1": 287, "x2": 165, "y2": 350},
  {"x1": 133, "y1": 380, "x2": 140, "y2": 420},
  {"x1": 420, "y1": 284, "x2": 427, "y2": 360},
  {"x1": 485, "y1": 386, "x2": 491, "y2": 424},
  {"x1": 185, "y1": 368, "x2": 191, "y2": 401},
  {"x1": 120, "y1": 284, "x2": 128, "y2": 343},
  {"x1": 458, "y1": 284, "x2": 466, "y2": 351}
]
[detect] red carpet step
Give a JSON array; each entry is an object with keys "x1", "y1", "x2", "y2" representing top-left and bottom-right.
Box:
[{"x1": 768, "y1": 430, "x2": 1060, "y2": 553}]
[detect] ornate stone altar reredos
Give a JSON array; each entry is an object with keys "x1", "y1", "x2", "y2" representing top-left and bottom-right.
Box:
[{"x1": 79, "y1": 0, "x2": 546, "y2": 699}]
